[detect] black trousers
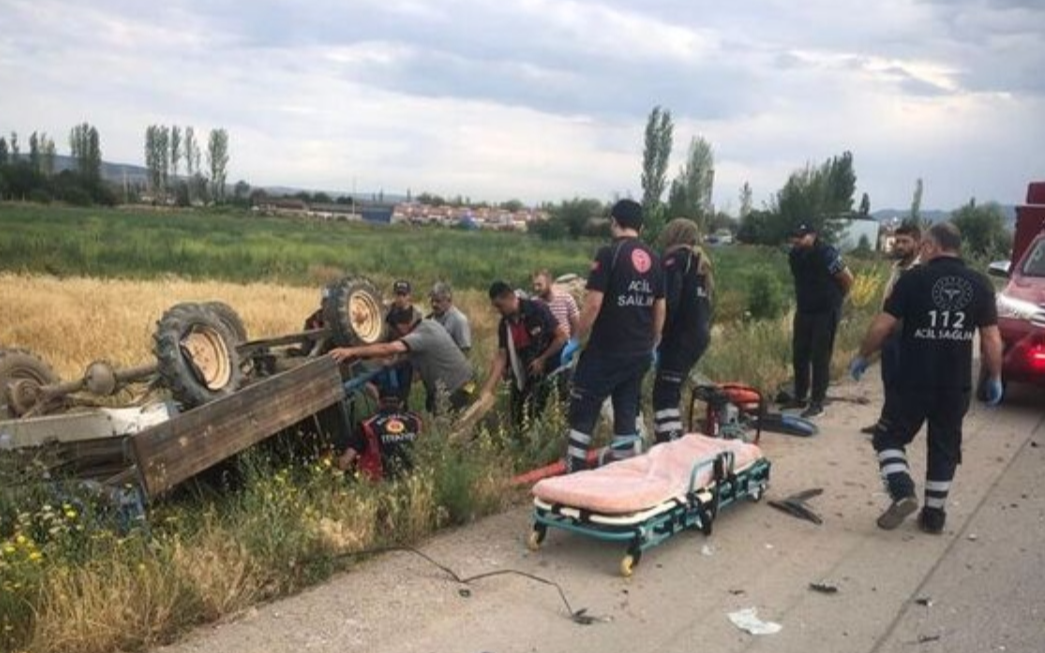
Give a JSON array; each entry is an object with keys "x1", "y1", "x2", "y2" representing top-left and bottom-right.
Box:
[
  {"x1": 792, "y1": 308, "x2": 840, "y2": 404},
  {"x1": 510, "y1": 378, "x2": 553, "y2": 428},
  {"x1": 874, "y1": 330, "x2": 902, "y2": 429},
  {"x1": 565, "y1": 350, "x2": 650, "y2": 472},
  {"x1": 652, "y1": 342, "x2": 707, "y2": 443},
  {"x1": 873, "y1": 389, "x2": 970, "y2": 504}
]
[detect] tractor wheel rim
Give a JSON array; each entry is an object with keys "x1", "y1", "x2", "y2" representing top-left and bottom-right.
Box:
[
  {"x1": 183, "y1": 326, "x2": 232, "y2": 391},
  {"x1": 6, "y1": 378, "x2": 42, "y2": 416},
  {"x1": 348, "y1": 291, "x2": 383, "y2": 343}
]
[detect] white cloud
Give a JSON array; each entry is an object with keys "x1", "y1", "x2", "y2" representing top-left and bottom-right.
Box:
[{"x1": 0, "y1": 0, "x2": 1042, "y2": 209}]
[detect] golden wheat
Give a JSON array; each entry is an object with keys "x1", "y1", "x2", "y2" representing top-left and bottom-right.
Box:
[{"x1": 0, "y1": 273, "x2": 498, "y2": 381}]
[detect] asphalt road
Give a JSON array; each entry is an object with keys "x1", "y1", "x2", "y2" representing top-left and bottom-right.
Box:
[{"x1": 160, "y1": 378, "x2": 1045, "y2": 653}]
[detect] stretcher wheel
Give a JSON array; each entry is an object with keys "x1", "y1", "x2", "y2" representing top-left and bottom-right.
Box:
[
  {"x1": 620, "y1": 554, "x2": 638, "y2": 577},
  {"x1": 527, "y1": 525, "x2": 547, "y2": 551},
  {"x1": 749, "y1": 482, "x2": 767, "y2": 502}
]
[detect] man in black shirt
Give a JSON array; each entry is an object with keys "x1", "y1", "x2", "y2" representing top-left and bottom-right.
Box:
[
  {"x1": 479, "y1": 281, "x2": 568, "y2": 428},
  {"x1": 653, "y1": 218, "x2": 713, "y2": 443},
  {"x1": 336, "y1": 390, "x2": 424, "y2": 482},
  {"x1": 787, "y1": 223, "x2": 854, "y2": 418},
  {"x1": 563, "y1": 199, "x2": 666, "y2": 472},
  {"x1": 851, "y1": 222, "x2": 1003, "y2": 534}
]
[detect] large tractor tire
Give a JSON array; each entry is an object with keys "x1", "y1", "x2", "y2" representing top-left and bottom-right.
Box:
[
  {"x1": 0, "y1": 348, "x2": 61, "y2": 419},
  {"x1": 153, "y1": 303, "x2": 245, "y2": 409},
  {"x1": 321, "y1": 277, "x2": 386, "y2": 347},
  {"x1": 203, "y1": 301, "x2": 249, "y2": 343}
]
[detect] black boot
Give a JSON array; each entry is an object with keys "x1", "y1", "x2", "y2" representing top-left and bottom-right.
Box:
[{"x1": 918, "y1": 507, "x2": 946, "y2": 535}]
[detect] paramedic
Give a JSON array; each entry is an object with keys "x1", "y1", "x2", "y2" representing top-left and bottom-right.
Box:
[
  {"x1": 787, "y1": 223, "x2": 854, "y2": 419},
  {"x1": 653, "y1": 218, "x2": 713, "y2": 443},
  {"x1": 850, "y1": 222, "x2": 1003, "y2": 534},
  {"x1": 861, "y1": 223, "x2": 921, "y2": 436},
  {"x1": 331, "y1": 306, "x2": 476, "y2": 414},
  {"x1": 480, "y1": 281, "x2": 568, "y2": 428},
  {"x1": 563, "y1": 199, "x2": 666, "y2": 473},
  {"x1": 336, "y1": 389, "x2": 423, "y2": 482}
]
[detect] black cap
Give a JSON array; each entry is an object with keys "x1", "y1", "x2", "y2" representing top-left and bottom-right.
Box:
[
  {"x1": 393, "y1": 280, "x2": 411, "y2": 295},
  {"x1": 610, "y1": 199, "x2": 644, "y2": 230},
  {"x1": 488, "y1": 280, "x2": 514, "y2": 300},
  {"x1": 791, "y1": 223, "x2": 816, "y2": 238}
]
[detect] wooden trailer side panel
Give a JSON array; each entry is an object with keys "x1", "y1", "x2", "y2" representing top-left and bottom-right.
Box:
[{"x1": 132, "y1": 357, "x2": 345, "y2": 498}]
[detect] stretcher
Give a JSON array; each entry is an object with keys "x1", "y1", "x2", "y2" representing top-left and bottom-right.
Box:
[{"x1": 528, "y1": 434, "x2": 770, "y2": 576}]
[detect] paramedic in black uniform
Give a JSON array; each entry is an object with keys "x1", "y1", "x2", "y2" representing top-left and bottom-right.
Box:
[
  {"x1": 652, "y1": 218, "x2": 713, "y2": 443},
  {"x1": 562, "y1": 199, "x2": 665, "y2": 473},
  {"x1": 850, "y1": 222, "x2": 1003, "y2": 534},
  {"x1": 786, "y1": 223, "x2": 854, "y2": 418},
  {"x1": 479, "y1": 280, "x2": 568, "y2": 428}
]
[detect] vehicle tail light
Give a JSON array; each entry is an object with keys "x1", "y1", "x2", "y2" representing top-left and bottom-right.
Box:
[{"x1": 1029, "y1": 344, "x2": 1045, "y2": 371}]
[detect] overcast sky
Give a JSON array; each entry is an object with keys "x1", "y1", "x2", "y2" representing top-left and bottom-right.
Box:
[{"x1": 1, "y1": 0, "x2": 1042, "y2": 210}]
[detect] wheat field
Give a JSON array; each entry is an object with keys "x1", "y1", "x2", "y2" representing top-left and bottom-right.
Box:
[{"x1": 0, "y1": 273, "x2": 497, "y2": 380}]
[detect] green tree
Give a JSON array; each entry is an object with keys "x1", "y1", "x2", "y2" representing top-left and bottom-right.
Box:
[
  {"x1": 170, "y1": 125, "x2": 182, "y2": 182},
  {"x1": 823, "y1": 151, "x2": 856, "y2": 215},
  {"x1": 28, "y1": 132, "x2": 40, "y2": 171},
  {"x1": 739, "y1": 181, "x2": 753, "y2": 220},
  {"x1": 950, "y1": 199, "x2": 1010, "y2": 259},
  {"x1": 69, "y1": 123, "x2": 102, "y2": 187},
  {"x1": 41, "y1": 134, "x2": 56, "y2": 177},
  {"x1": 207, "y1": 128, "x2": 230, "y2": 203},
  {"x1": 668, "y1": 136, "x2": 715, "y2": 231},
  {"x1": 547, "y1": 198, "x2": 605, "y2": 239},
  {"x1": 911, "y1": 178, "x2": 923, "y2": 223},
  {"x1": 0, "y1": 137, "x2": 8, "y2": 165},
  {"x1": 859, "y1": 192, "x2": 871, "y2": 216},
  {"x1": 9, "y1": 132, "x2": 18, "y2": 158},
  {"x1": 641, "y1": 105, "x2": 674, "y2": 221}
]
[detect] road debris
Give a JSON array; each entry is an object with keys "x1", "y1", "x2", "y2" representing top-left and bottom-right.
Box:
[
  {"x1": 728, "y1": 608, "x2": 782, "y2": 635},
  {"x1": 809, "y1": 582, "x2": 839, "y2": 594},
  {"x1": 917, "y1": 634, "x2": 942, "y2": 644},
  {"x1": 915, "y1": 597, "x2": 933, "y2": 607},
  {"x1": 768, "y1": 488, "x2": 824, "y2": 525},
  {"x1": 701, "y1": 544, "x2": 715, "y2": 556}
]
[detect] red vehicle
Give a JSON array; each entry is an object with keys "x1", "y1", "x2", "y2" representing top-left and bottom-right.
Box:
[{"x1": 987, "y1": 182, "x2": 1045, "y2": 391}]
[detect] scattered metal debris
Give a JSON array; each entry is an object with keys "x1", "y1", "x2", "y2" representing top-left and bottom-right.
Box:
[
  {"x1": 809, "y1": 582, "x2": 839, "y2": 594},
  {"x1": 768, "y1": 488, "x2": 824, "y2": 525},
  {"x1": 915, "y1": 597, "x2": 934, "y2": 607}
]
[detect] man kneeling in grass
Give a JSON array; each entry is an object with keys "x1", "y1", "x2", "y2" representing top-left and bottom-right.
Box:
[
  {"x1": 337, "y1": 388, "x2": 423, "y2": 482},
  {"x1": 330, "y1": 306, "x2": 477, "y2": 414}
]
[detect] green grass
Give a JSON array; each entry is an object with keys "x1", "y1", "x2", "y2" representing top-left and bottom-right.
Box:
[{"x1": 0, "y1": 204, "x2": 593, "y2": 290}]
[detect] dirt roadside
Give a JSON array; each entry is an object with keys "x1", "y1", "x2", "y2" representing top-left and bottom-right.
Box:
[{"x1": 159, "y1": 377, "x2": 1045, "y2": 653}]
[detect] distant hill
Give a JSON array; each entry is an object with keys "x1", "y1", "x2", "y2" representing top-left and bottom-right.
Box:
[
  {"x1": 872, "y1": 205, "x2": 1017, "y2": 227},
  {"x1": 43, "y1": 154, "x2": 151, "y2": 184}
]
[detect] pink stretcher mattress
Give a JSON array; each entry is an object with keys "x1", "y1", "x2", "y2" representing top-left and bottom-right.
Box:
[{"x1": 533, "y1": 434, "x2": 763, "y2": 515}]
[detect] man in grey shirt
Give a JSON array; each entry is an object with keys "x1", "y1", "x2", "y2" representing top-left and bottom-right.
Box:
[
  {"x1": 428, "y1": 281, "x2": 472, "y2": 352},
  {"x1": 331, "y1": 306, "x2": 476, "y2": 414}
]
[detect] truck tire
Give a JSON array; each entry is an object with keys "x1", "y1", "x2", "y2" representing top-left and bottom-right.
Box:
[
  {"x1": 321, "y1": 277, "x2": 386, "y2": 347},
  {"x1": 154, "y1": 303, "x2": 244, "y2": 409},
  {"x1": 203, "y1": 301, "x2": 249, "y2": 343},
  {"x1": 0, "y1": 348, "x2": 61, "y2": 419}
]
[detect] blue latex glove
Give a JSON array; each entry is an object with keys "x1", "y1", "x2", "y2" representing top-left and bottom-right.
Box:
[
  {"x1": 560, "y1": 338, "x2": 580, "y2": 367},
  {"x1": 848, "y1": 356, "x2": 870, "y2": 381},
  {"x1": 651, "y1": 348, "x2": 660, "y2": 370},
  {"x1": 984, "y1": 377, "x2": 1004, "y2": 406}
]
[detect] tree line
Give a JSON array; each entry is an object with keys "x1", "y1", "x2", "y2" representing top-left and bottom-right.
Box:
[
  {"x1": 0, "y1": 125, "x2": 115, "y2": 205},
  {"x1": 144, "y1": 125, "x2": 230, "y2": 206}
]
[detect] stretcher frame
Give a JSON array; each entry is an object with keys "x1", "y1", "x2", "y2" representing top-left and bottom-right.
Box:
[{"x1": 528, "y1": 449, "x2": 771, "y2": 576}]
